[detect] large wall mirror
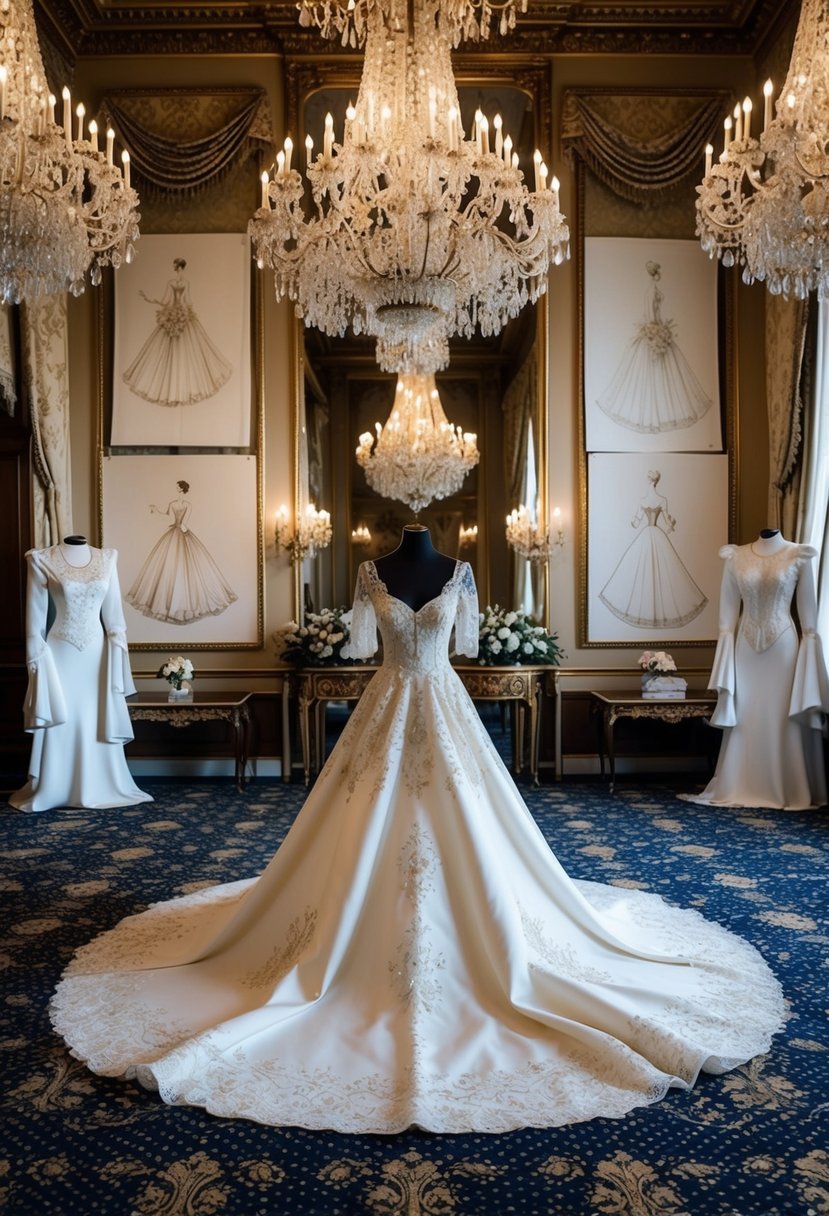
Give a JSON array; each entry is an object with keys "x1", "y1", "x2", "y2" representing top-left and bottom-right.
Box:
[{"x1": 286, "y1": 60, "x2": 551, "y2": 624}]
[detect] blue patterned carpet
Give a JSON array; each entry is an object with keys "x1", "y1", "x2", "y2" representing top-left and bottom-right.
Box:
[{"x1": 1, "y1": 767, "x2": 828, "y2": 1216}]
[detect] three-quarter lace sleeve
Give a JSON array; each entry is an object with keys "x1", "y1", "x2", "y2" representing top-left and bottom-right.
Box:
[
  {"x1": 342, "y1": 563, "x2": 378, "y2": 660},
  {"x1": 454, "y1": 562, "x2": 480, "y2": 659}
]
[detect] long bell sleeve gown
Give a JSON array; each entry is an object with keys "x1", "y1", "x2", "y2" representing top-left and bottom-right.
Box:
[
  {"x1": 9, "y1": 546, "x2": 151, "y2": 813},
  {"x1": 50, "y1": 560, "x2": 784, "y2": 1133},
  {"x1": 681, "y1": 539, "x2": 829, "y2": 810}
]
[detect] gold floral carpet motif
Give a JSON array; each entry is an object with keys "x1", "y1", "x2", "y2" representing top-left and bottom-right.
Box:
[{"x1": 1, "y1": 777, "x2": 827, "y2": 1215}]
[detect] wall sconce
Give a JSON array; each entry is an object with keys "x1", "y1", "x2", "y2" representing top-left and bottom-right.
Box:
[
  {"x1": 351, "y1": 523, "x2": 372, "y2": 546},
  {"x1": 459, "y1": 523, "x2": 478, "y2": 547},
  {"x1": 505, "y1": 503, "x2": 565, "y2": 563},
  {"x1": 275, "y1": 503, "x2": 333, "y2": 563}
]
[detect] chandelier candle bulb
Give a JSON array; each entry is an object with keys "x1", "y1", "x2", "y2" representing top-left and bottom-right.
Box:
[
  {"x1": 533, "y1": 149, "x2": 541, "y2": 190},
  {"x1": 494, "y1": 113, "x2": 503, "y2": 158},
  {"x1": 47, "y1": 92, "x2": 55, "y2": 123},
  {"x1": 261, "y1": 172, "x2": 269, "y2": 209},
  {"x1": 723, "y1": 115, "x2": 732, "y2": 155},
  {"x1": 88, "y1": 119, "x2": 98, "y2": 152},
  {"x1": 324, "y1": 112, "x2": 333, "y2": 158},
  {"x1": 742, "y1": 97, "x2": 751, "y2": 141},
  {"x1": 121, "y1": 150, "x2": 130, "y2": 189},
  {"x1": 61, "y1": 86, "x2": 71, "y2": 148},
  {"x1": 0, "y1": 65, "x2": 6, "y2": 119},
  {"x1": 75, "y1": 102, "x2": 84, "y2": 142},
  {"x1": 305, "y1": 134, "x2": 314, "y2": 164},
  {"x1": 763, "y1": 78, "x2": 773, "y2": 131},
  {"x1": 503, "y1": 134, "x2": 512, "y2": 167},
  {"x1": 284, "y1": 137, "x2": 293, "y2": 173},
  {"x1": 480, "y1": 113, "x2": 489, "y2": 155},
  {"x1": 106, "y1": 126, "x2": 114, "y2": 164},
  {"x1": 704, "y1": 143, "x2": 713, "y2": 176}
]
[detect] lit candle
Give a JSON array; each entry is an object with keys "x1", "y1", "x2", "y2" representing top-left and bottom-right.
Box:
[
  {"x1": 480, "y1": 113, "x2": 489, "y2": 156},
  {"x1": 503, "y1": 134, "x2": 512, "y2": 168},
  {"x1": 284, "y1": 136, "x2": 293, "y2": 173},
  {"x1": 512, "y1": 151, "x2": 519, "y2": 169},
  {"x1": 88, "y1": 119, "x2": 98, "y2": 152},
  {"x1": 763, "y1": 78, "x2": 773, "y2": 132},
  {"x1": 475, "y1": 108, "x2": 483, "y2": 155},
  {"x1": 62, "y1": 86, "x2": 72, "y2": 148},
  {"x1": 723, "y1": 115, "x2": 732, "y2": 157},
  {"x1": 551, "y1": 174, "x2": 560, "y2": 206},
  {"x1": 47, "y1": 93, "x2": 56, "y2": 124},
  {"x1": 704, "y1": 142, "x2": 713, "y2": 175},
  {"x1": 539, "y1": 160, "x2": 548, "y2": 191},
  {"x1": 121, "y1": 150, "x2": 130, "y2": 188},
  {"x1": 305, "y1": 133, "x2": 314, "y2": 165},
  {"x1": 733, "y1": 102, "x2": 742, "y2": 143},
  {"x1": 493, "y1": 113, "x2": 503, "y2": 159},
  {"x1": 742, "y1": 96, "x2": 752, "y2": 141},
  {"x1": 75, "y1": 102, "x2": 84, "y2": 142},
  {"x1": 276, "y1": 149, "x2": 285, "y2": 177},
  {"x1": 324, "y1": 112, "x2": 334, "y2": 158},
  {"x1": 260, "y1": 171, "x2": 269, "y2": 208},
  {"x1": 106, "y1": 126, "x2": 115, "y2": 165},
  {"x1": 0, "y1": 66, "x2": 6, "y2": 121},
  {"x1": 448, "y1": 105, "x2": 458, "y2": 152},
  {"x1": 533, "y1": 148, "x2": 542, "y2": 191}
]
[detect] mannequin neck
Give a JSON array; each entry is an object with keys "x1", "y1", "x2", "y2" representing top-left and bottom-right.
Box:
[
  {"x1": 60, "y1": 536, "x2": 92, "y2": 566},
  {"x1": 373, "y1": 525, "x2": 456, "y2": 610},
  {"x1": 753, "y1": 530, "x2": 786, "y2": 555}
]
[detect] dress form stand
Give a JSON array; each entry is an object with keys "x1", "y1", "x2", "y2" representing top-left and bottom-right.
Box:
[{"x1": 373, "y1": 523, "x2": 456, "y2": 610}]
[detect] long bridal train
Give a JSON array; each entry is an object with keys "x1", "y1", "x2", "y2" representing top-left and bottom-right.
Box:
[{"x1": 51, "y1": 557, "x2": 784, "y2": 1133}]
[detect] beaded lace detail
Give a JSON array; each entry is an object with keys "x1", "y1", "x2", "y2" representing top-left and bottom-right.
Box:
[
  {"x1": 36, "y1": 547, "x2": 114, "y2": 651},
  {"x1": 725, "y1": 542, "x2": 813, "y2": 652}
]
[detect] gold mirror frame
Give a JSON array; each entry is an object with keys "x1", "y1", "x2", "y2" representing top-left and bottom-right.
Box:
[{"x1": 286, "y1": 57, "x2": 552, "y2": 625}]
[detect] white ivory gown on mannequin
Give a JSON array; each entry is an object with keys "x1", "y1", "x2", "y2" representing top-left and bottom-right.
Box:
[
  {"x1": 681, "y1": 534, "x2": 829, "y2": 810},
  {"x1": 10, "y1": 545, "x2": 151, "y2": 813},
  {"x1": 51, "y1": 560, "x2": 784, "y2": 1133}
]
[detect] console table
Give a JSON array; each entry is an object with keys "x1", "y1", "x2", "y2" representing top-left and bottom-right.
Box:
[
  {"x1": 590, "y1": 689, "x2": 718, "y2": 793},
  {"x1": 293, "y1": 664, "x2": 549, "y2": 786},
  {"x1": 126, "y1": 691, "x2": 253, "y2": 791}
]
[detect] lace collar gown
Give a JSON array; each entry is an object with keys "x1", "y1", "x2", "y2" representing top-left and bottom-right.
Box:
[
  {"x1": 51, "y1": 560, "x2": 784, "y2": 1133},
  {"x1": 9, "y1": 546, "x2": 152, "y2": 813},
  {"x1": 681, "y1": 540, "x2": 829, "y2": 810}
]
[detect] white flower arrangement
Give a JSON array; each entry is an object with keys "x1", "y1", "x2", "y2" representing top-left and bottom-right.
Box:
[
  {"x1": 157, "y1": 655, "x2": 195, "y2": 690},
  {"x1": 637, "y1": 650, "x2": 677, "y2": 674},
  {"x1": 478, "y1": 606, "x2": 563, "y2": 667},
  {"x1": 278, "y1": 607, "x2": 352, "y2": 666}
]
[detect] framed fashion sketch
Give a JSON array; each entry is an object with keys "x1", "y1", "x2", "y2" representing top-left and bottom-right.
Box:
[
  {"x1": 101, "y1": 453, "x2": 262, "y2": 649},
  {"x1": 584, "y1": 238, "x2": 722, "y2": 454},
  {"x1": 110, "y1": 233, "x2": 252, "y2": 448},
  {"x1": 585, "y1": 452, "x2": 728, "y2": 645}
]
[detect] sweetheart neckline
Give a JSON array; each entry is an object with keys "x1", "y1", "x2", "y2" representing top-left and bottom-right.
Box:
[{"x1": 366, "y1": 559, "x2": 462, "y2": 616}]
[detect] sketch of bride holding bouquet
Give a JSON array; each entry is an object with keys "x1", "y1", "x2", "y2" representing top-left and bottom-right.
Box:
[
  {"x1": 596, "y1": 261, "x2": 712, "y2": 435},
  {"x1": 599, "y1": 469, "x2": 707, "y2": 630},
  {"x1": 122, "y1": 258, "x2": 232, "y2": 408}
]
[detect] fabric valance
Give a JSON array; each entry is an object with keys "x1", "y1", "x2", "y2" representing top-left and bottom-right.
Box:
[
  {"x1": 100, "y1": 88, "x2": 273, "y2": 196},
  {"x1": 561, "y1": 90, "x2": 727, "y2": 205}
]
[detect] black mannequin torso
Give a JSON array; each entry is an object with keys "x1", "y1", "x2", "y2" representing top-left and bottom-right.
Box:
[
  {"x1": 372, "y1": 525, "x2": 457, "y2": 611},
  {"x1": 760, "y1": 528, "x2": 780, "y2": 539}
]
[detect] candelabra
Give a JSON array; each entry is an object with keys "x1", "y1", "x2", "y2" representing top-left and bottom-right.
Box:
[
  {"x1": 458, "y1": 523, "x2": 478, "y2": 547},
  {"x1": 248, "y1": 0, "x2": 569, "y2": 371},
  {"x1": 356, "y1": 372, "x2": 479, "y2": 514},
  {"x1": 695, "y1": 0, "x2": 829, "y2": 300},
  {"x1": 351, "y1": 523, "x2": 372, "y2": 545},
  {"x1": 0, "y1": 0, "x2": 140, "y2": 304},
  {"x1": 506, "y1": 504, "x2": 564, "y2": 563},
  {"x1": 275, "y1": 504, "x2": 333, "y2": 562}
]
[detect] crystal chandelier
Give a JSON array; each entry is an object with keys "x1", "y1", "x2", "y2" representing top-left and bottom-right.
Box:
[
  {"x1": 275, "y1": 503, "x2": 333, "y2": 562},
  {"x1": 356, "y1": 373, "x2": 479, "y2": 514},
  {"x1": 696, "y1": 0, "x2": 829, "y2": 300},
  {"x1": 506, "y1": 503, "x2": 563, "y2": 563},
  {"x1": 0, "y1": 0, "x2": 140, "y2": 304},
  {"x1": 248, "y1": 0, "x2": 569, "y2": 370}
]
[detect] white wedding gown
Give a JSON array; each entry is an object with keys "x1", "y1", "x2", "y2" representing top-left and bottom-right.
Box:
[{"x1": 51, "y1": 560, "x2": 784, "y2": 1133}]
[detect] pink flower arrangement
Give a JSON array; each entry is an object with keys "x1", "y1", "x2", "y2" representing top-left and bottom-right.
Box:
[{"x1": 637, "y1": 650, "x2": 677, "y2": 674}]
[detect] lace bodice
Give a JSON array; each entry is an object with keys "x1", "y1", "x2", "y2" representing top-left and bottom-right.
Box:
[
  {"x1": 347, "y1": 560, "x2": 479, "y2": 673},
  {"x1": 722, "y1": 541, "x2": 816, "y2": 652},
  {"x1": 31, "y1": 547, "x2": 116, "y2": 652}
]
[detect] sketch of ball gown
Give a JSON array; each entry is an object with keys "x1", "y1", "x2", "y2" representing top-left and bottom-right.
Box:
[
  {"x1": 122, "y1": 262, "x2": 232, "y2": 408},
  {"x1": 596, "y1": 262, "x2": 712, "y2": 434},
  {"x1": 600, "y1": 472, "x2": 707, "y2": 630},
  {"x1": 125, "y1": 493, "x2": 237, "y2": 625}
]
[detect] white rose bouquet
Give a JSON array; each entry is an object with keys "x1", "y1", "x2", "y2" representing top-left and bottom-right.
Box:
[
  {"x1": 477, "y1": 606, "x2": 564, "y2": 667},
  {"x1": 278, "y1": 607, "x2": 352, "y2": 666},
  {"x1": 157, "y1": 655, "x2": 194, "y2": 690},
  {"x1": 637, "y1": 650, "x2": 677, "y2": 674}
]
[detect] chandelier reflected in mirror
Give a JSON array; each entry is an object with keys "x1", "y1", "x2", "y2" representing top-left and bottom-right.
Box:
[
  {"x1": 506, "y1": 503, "x2": 563, "y2": 563},
  {"x1": 249, "y1": 0, "x2": 569, "y2": 371},
  {"x1": 0, "y1": 0, "x2": 140, "y2": 304},
  {"x1": 356, "y1": 373, "x2": 479, "y2": 514},
  {"x1": 696, "y1": 0, "x2": 829, "y2": 300}
]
